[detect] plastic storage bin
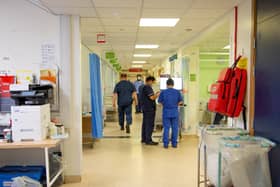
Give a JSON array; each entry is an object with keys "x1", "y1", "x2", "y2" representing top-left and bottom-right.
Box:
[
  {"x1": 198, "y1": 125, "x2": 248, "y2": 186},
  {"x1": 218, "y1": 136, "x2": 276, "y2": 187},
  {"x1": 0, "y1": 166, "x2": 45, "y2": 187}
]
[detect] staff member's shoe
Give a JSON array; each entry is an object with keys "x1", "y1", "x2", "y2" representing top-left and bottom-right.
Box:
[
  {"x1": 120, "y1": 126, "x2": 124, "y2": 131},
  {"x1": 146, "y1": 141, "x2": 159, "y2": 146},
  {"x1": 126, "y1": 125, "x2": 130, "y2": 133}
]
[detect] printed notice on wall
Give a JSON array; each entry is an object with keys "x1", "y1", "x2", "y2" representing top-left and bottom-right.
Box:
[{"x1": 41, "y1": 43, "x2": 56, "y2": 64}]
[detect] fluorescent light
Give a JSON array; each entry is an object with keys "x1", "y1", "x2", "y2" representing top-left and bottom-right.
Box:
[
  {"x1": 133, "y1": 54, "x2": 151, "y2": 57},
  {"x1": 132, "y1": 61, "x2": 146, "y2": 64},
  {"x1": 140, "y1": 18, "x2": 180, "y2": 27},
  {"x1": 200, "y1": 52, "x2": 230, "y2": 55},
  {"x1": 131, "y1": 65, "x2": 143, "y2": 68},
  {"x1": 223, "y1": 45, "x2": 230, "y2": 49},
  {"x1": 135, "y1": 44, "x2": 159, "y2": 49}
]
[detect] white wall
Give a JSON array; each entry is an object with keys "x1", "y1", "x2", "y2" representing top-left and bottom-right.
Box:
[
  {"x1": 81, "y1": 44, "x2": 119, "y2": 112},
  {"x1": 0, "y1": 0, "x2": 82, "y2": 179},
  {"x1": 161, "y1": 58, "x2": 171, "y2": 75},
  {"x1": 229, "y1": 0, "x2": 252, "y2": 128},
  {"x1": 182, "y1": 47, "x2": 200, "y2": 134},
  {"x1": 81, "y1": 44, "x2": 92, "y2": 113},
  {"x1": 0, "y1": 0, "x2": 60, "y2": 73}
]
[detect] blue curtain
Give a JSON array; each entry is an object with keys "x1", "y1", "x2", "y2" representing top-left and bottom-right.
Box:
[{"x1": 89, "y1": 53, "x2": 103, "y2": 138}]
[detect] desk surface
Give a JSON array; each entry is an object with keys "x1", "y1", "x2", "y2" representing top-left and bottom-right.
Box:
[{"x1": 0, "y1": 139, "x2": 61, "y2": 149}]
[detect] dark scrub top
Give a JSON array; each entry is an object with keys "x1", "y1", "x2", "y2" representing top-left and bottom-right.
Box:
[
  {"x1": 158, "y1": 88, "x2": 183, "y2": 118},
  {"x1": 113, "y1": 80, "x2": 136, "y2": 106},
  {"x1": 141, "y1": 85, "x2": 156, "y2": 112}
]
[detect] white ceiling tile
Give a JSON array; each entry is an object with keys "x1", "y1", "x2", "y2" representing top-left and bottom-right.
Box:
[
  {"x1": 92, "y1": 0, "x2": 141, "y2": 8},
  {"x1": 81, "y1": 18, "x2": 104, "y2": 32},
  {"x1": 41, "y1": 0, "x2": 92, "y2": 8},
  {"x1": 87, "y1": 45, "x2": 112, "y2": 51},
  {"x1": 101, "y1": 18, "x2": 138, "y2": 26},
  {"x1": 142, "y1": 8, "x2": 185, "y2": 18},
  {"x1": 143, "y1": 0, "x2": 193, "y2": 9},
  {"x1": 112, "y1": 45, "x2": 134, "y2": 51},
  {"x1": 106, "y1": 32, "x2": 136, "y2": 38},
  {"x1": 109, "y1": 40, "x2": 135, "y2": 46},
  {"x1": 191, "y1": 0, "x2": 243, "y2": 9},
  {"x1": 81, "y1": 36, "x2": 99, "y2": 43},
  {"x1": 136, "y1": 34, "x2": 164, "y2": 41},
  {"x1": 81, "y1": 26, "x2": 104, "y2": 33},
  {"x1": 96, "y1": 7, "x2": 139, "y2": 18},
  {"x1": 82, "y1": 39, "x2": 112, "y2": 47},
  {"x1": 50, "y1": 7, "x2": 96, "y2": 17},
  {"x1": 178, "y1": 17, "x2": 215, "y2": 25},
  {"x1": 78, "y1": 0, "x2": 235, "y2": 68},
  {"x1": 174, "y1": 18, "x2": 216, "y2": 33},
  {"x1": 104, "y1": 26, "x2": 137, "y2": 33},
  {"x1": 81, "y1": 17, "x2": 99, "y2": 23},
  {"x1": 138, "y1": 27, "x2": 171, "y2": 33},
  {"x1": 183, "y1": 9, "x2": 228, "y2": 19},
  {"x1": 136, "y1": 36, "x2": 163, "y2": 44},
  {"x1": 82, "y1": 32, "x2": 105, "y2": 39}
]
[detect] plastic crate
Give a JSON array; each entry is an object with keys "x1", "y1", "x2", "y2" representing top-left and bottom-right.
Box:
[{"x1": 0, "y1": 166, "x2": 45, "y2": 187}]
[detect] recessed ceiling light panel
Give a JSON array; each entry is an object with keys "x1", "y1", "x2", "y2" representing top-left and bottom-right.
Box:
[
  {"x1": 135, "y1": 44, "x2": 159, "y2": 49},
  {"x1": 133, "y1": 54, "x2": 152, "y2": 57},
  {"x1": 223, "y1": 45, "x2": 231, "y2": 49},
  {"x1": 140, "y1": 18, "x2": 180, "y2": 27},
  {"x1": 132, "y1": 61, "x2": 146, "y2": 64}
]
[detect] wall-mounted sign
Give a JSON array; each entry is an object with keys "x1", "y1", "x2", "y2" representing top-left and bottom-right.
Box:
[
  {"x1": 129, "y1": 68, "x2": 142, "y2": 72},
  {"x1": 110, "y1": 59, "x2": 117, "y2": 64},
  {"x1": 190, "y1": 74, "x2": 196, "y2": 82},
  {"x1": 105, "y1": 52, "x2": 115, "y2": 59},
  {"x1": 169, "y1": 53, "x2": 178, "y2": 62},
  {"x1": 41, "y1": 43, "x2": 56, "y2": 64},
  {"x1": 97, "y1": 33, "x2": 106, "y2": 44}
]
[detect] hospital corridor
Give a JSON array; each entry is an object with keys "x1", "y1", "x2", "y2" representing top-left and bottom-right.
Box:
[
  {"x1": 1, "y1": 0, "x2": 280, "y2": 187},
  {"x1": 63, "y1": 114, "x2": 198, "y2": 187}
]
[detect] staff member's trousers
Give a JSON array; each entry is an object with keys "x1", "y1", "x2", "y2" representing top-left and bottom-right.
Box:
[
  {"x1": 142, "y1": 111, "x2": 155, "y2": 143},
  {"x1": 163, "y1": 116, "x2": 179, "y2": 147},
  {"x1": 135, "y1": 94, "x2": 142, "y2": 113},
  {"x1": 118, "y1": 105, "x2": 132, "y2": 128}
]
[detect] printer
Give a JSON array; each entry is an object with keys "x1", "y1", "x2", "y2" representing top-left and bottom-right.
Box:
[
  {"x1": 9, "y1": 84, "x2": 53, "y2": 141},
  {"x1": 10, "y1": 84, "x2": 53, "y2": 105}
]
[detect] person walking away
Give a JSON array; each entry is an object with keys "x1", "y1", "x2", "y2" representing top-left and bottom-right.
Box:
[
  {"x1": 134, "y1": 74, "x2": 144, "y2": 113},
  {"x1": 141, "y1": 76, "x2": 160, "y2": 145},
  {"x1": 158, "y1": 78, "x2": 183, "y2": 148},
  {"x1": 113, "y1": 74, "x2": 138, "y2": 133}
]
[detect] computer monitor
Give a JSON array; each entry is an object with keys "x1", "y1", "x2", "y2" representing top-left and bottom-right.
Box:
[{"x1": 160, "y1": 77, "x2": 183, "y2": 90}]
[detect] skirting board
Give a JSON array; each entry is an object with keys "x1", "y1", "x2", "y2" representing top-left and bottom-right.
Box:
[{"x1": 64, "y1": 175, "x2": 82, "y2": 184}]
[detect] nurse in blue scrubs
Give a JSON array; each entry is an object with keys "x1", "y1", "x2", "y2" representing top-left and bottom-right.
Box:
[{"x1": 158, "y1": 78, "x2": 183, "y2": 148}]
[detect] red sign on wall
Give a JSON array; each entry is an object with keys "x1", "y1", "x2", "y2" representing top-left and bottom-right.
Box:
[
  {"x1": 129, "y1": 68, "x2": 142, "y2": 72},
  {"x1": 97, "y1": 33, "x2": 106, "y2": 44}
]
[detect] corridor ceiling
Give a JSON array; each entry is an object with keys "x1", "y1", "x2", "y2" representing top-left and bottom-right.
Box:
[{"x1": 36, "y1": 0, "x2": 244, "y2": 69}]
